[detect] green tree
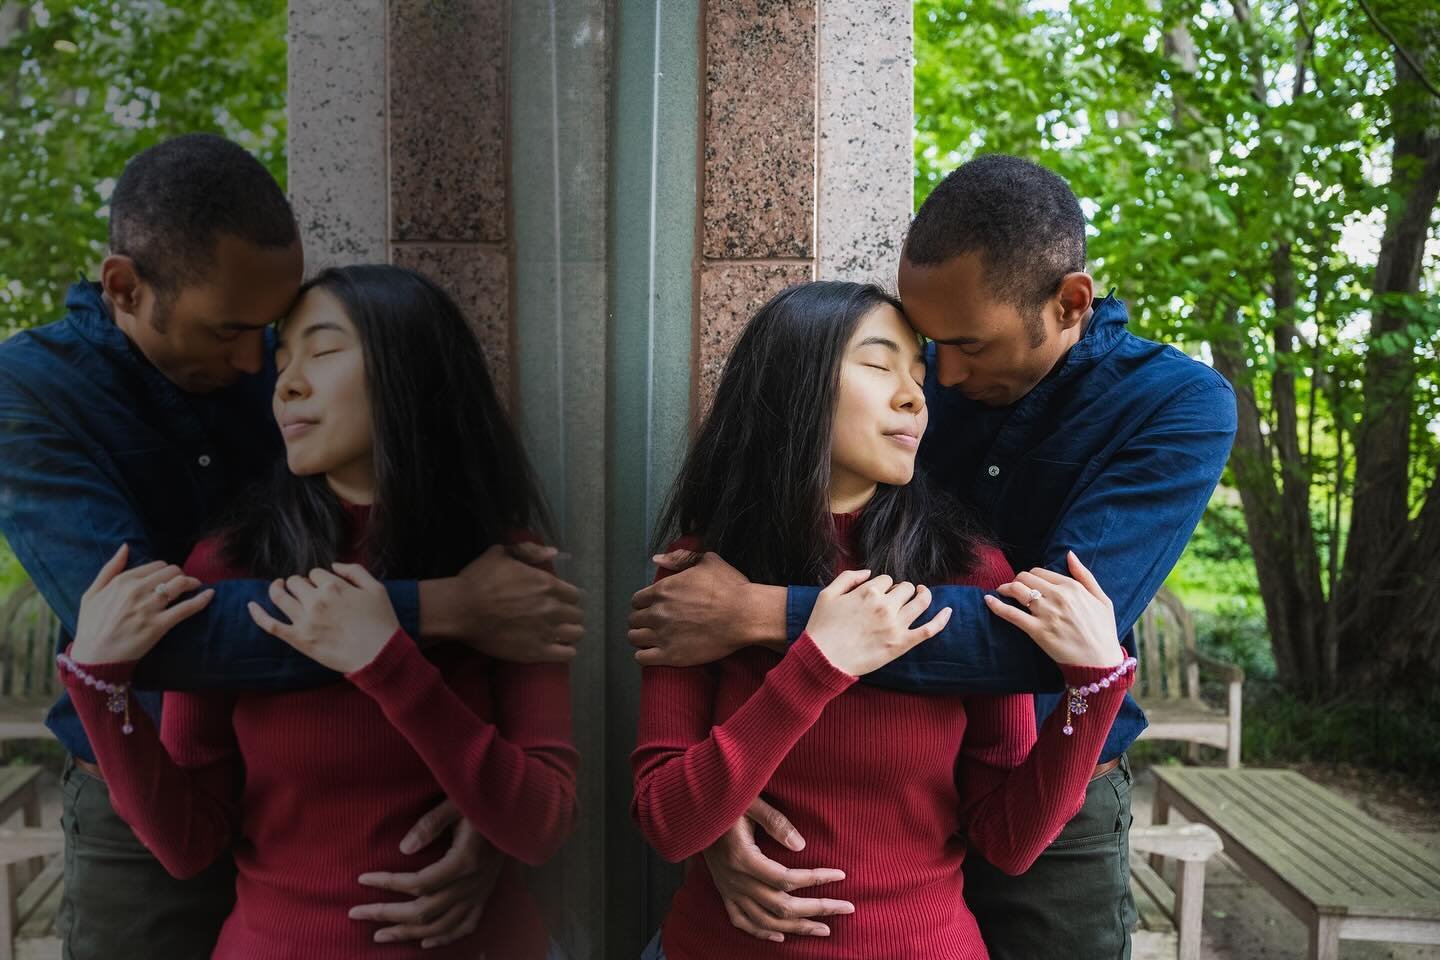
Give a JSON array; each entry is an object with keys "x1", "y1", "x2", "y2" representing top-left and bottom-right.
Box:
[
  {"x1": 916, "y1": 0, "x2": 1440, "y2": 696},
  {"x1": 0, "y1": 0, "x2": 286, "y2": 336}
]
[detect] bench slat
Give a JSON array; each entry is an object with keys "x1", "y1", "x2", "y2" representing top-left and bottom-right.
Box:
[
  {"x1": 1155, "y1": 768, "x2": 1440, "y2": 919},
  {"x1": 1223, "y1": 771, "x2": 1440, "y2": 901}
]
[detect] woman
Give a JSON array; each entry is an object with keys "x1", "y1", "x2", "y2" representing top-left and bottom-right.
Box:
[
  {"x1": 632, "y1": 281, "x2": 1135, "y2": 958},
  {"x1": 60, "y1": 265, "x2": 578, "y2": 959}
]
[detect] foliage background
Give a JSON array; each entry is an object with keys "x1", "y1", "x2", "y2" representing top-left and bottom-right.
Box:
[
  {"x1": 0, "y1": 0, "x2": 287, "y2": 337},
  {"x1": 0, "y1": 0, "x2": 287, "y2": 592}
]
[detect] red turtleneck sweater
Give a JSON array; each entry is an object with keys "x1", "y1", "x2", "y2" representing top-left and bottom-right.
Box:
[
  {"x1": 631, "y1": 513, "x2": 1132, "y2": 959},
  {"x1": 63, "y1": 506, "x2": 578, "y2": 959}
]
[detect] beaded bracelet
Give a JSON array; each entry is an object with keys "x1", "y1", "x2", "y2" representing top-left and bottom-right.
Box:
[
  {"x1": 56, "y1": 653, "x2": 134, "y2": 735},
  {"x1": 1062, "y1": 656, "x2": 1137, "y2": 736}
]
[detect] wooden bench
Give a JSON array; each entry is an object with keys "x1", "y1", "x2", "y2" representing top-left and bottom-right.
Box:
[
  {"x1": 1129, "y1": 823, "x2": 1223, "y2": 960},
  {"x1": 1133, "y1": 588, "x2": 1243, "y2": 768},
  {"x1": 0, "y1": 583, "x2": 62, "y2": 959},
  {"x1": 0, "y1": 584, "x2": 59, "y2": 742},
  {"x1": 1152, "y1": 766, "x2": 1440, "y2": 959}
]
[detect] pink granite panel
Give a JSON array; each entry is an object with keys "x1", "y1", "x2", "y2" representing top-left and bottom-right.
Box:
[
  {"x1": 391, "y1": 244, "x2": 512, "y2": 404},
  {"x1": 704, "y1": 0, "x2": 816, "y2": 259},
  {"x1": 389, "y1": 0, "x2": 506, "y2": 243},
  {"x1": 696, "y1": 261, "x2": 814, "y2": 420}
]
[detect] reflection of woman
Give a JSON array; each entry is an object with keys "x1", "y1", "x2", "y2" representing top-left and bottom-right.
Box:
[
  {"x1": 632, "y1": 282, "x2": 1135, "y2": 959},
  {"x1": 62, "y1": 265, "x2": 578, "y2": 959}
]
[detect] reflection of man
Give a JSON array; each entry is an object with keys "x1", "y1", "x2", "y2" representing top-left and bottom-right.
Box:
[
  {"x1": 630, "y1": 154, "x2": 1236, "y2": 957},
  {"x1": 0, "y1": 134, "x2": 583, "y2": 959}
]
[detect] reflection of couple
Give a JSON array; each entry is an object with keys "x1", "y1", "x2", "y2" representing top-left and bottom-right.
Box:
[
  {"x1": 0, "y1": 136, "x2": 584, "y2": 958},
  {"x1": 627, "y1": 157, "x2": 1236, "y2": 958}
]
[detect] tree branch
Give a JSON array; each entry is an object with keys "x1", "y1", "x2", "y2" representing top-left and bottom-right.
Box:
[{"x1": 1356, "y1": 0, "x2": 1440, "y2": 102}]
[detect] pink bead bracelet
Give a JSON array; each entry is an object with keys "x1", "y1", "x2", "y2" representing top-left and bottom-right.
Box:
[
  {"x1": 57, "y1": 653, "x2": 134, "y2": 735},
  {"x1": 1062, "y1": 656, "x2": 1137, "y2": 736}
]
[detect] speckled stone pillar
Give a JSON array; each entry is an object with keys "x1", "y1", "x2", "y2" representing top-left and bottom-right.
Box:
[
  {"x1": 696, "y1": 0, "x2": 913, "y2": 418},
  {"x1": 387, "y1": 0, "x2": 512, "y2": 404},
  {"x1": 697, "y1": 0, "x2": 818, "y2": 418},
  {"x1": 817, "y1": 0, "x2": 912, "y2": 283}
]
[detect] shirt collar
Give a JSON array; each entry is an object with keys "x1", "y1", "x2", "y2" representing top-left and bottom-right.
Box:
[{"x1": 1064, "y1": 291, "x2": 1129, "y2": 363}]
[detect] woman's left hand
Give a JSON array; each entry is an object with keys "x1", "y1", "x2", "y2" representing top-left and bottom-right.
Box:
[
  {"x1": 984, "y1": 550, "x2": 1122, "y2": 667},
  {"x1": 247, "y1": 563, "x2": 400, "y2": 674}
]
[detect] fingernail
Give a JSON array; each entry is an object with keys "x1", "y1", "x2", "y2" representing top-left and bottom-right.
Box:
[
  {"x1": 769, "y1": 934, "x2": 784, "y2": 943},
  {"x1": 348, "y1": 908, "x2": 363, "y2": 919},
  {"x1": 784, "y1": 834, "x2": 804, "y2": 851},
  {"x1": 399, "y1": 839, "x2": 418, "y2": 854}
]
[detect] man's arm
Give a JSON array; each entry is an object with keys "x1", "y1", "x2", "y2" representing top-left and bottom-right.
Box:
[
  {"x1": 0, "y1": 393, "x2": 400, "y2": 690},
  {"x1": 852, "y1": 377, "x2": 1238, "y2": 693}
]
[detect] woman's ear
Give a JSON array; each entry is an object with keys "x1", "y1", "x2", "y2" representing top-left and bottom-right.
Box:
[{"x1": 1055, "y1": 273, "x2": 1094, "y2": 331}]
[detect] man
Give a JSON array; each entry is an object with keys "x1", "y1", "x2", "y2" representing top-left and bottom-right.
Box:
[
  {"x1": 629, "y1": 154, "x2": 1236, "y2": 957},
  {"x1": 0, "y1": 134, "x2": 584, "y2": 958}
]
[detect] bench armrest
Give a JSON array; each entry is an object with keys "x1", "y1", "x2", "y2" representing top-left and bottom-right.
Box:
[
  {"x1": 0, "y1": 827, "x2": 63, "y2": 864},
  {"x1": 1130, "y1": 824, "x2": 1222, "y2": 862},
  {"x1": 1185, "y1": 649, "x2": 1244, "y2": 685}
]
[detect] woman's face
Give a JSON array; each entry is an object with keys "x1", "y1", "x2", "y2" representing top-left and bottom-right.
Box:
[
  {"x1": 829, "y1": 302, "x2": 928, "y2": 510},
  {"x1": 273, "y1": 288, "x2": 375, "y2": 501}
]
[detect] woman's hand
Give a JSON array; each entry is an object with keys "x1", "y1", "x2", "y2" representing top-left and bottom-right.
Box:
[
  {"x1": 72, "y1": 544, "x2": 214, "y2": 664},
  {"x1": 804, "y1": 568, "x2": 952, "y2": 677},
  {"x1": 984, "y1": 551, "x2": 1122, "y2": 667},
  {"x1": 247, "y1": 562, "x2": 400, "y2": 674}
]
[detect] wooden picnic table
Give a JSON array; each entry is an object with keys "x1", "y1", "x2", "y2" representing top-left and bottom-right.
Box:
[{"x1": 1151, "y1": 766, "x2": 1440, "y2": 959}]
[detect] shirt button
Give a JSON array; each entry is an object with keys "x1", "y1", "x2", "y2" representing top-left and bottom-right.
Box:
[
  {"x1": 987, "y1": 464, "x2": 1001, "y2": 477},
  {"x1": 198, "y1": 455, "x2": 212, "y2": 467}
]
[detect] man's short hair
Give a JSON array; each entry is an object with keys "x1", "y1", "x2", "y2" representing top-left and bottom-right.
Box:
[
  {"x1": 108, "y1": 134, "x2": 297, "y2": 294},
  {"x1": 905, "y1": 154, "x2": 1086, "y2": 342}
]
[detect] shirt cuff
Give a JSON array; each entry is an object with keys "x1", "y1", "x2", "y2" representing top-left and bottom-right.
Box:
[
  {"x1": 785, "y1": 586, "x2": 821, "y2": 646},
  {"x1": 385, "y1": 580, "x2": 422, "y2": 639}
]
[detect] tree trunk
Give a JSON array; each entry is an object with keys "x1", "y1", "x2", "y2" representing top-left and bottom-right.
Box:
[{"x1": 1333, "y1": 31, "x2": 1440, "y2": 690}]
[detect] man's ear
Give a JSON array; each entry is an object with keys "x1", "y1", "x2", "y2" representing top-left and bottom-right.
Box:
[
  {"x1": 100, "y1": 255, "x2": 146, "y2": 317},
  {"x1": 1056, "y1": 272, "x2": 1094, "y2": 330}
]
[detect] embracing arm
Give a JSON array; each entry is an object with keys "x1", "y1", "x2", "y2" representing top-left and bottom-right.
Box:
[
  {"x1": 347, "y1": 634, "x2": 579, "y2": 865},
  {"x1": 0, "y1": 386, "x2": 417, "y2": 691},
  {"x1": 787, "y1": 378, "x2": 1236, "y2": 693},
  {"x1": 631, "y1": 634, "x2": 853, "y2": 863},
  {"x1": 61, "y1": 659, "x2": 244, "y2": 878},
  {"x1": 956, "y1": 662, "x2": 1133, "y2": 875}
]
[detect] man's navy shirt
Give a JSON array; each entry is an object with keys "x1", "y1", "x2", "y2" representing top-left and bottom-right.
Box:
[
  {"x1": 785, "y1": 294, "x2": 1237, "y2": 762},
  {"x1": 0, "y1": 283, "x2": 419, "y2": 762}
]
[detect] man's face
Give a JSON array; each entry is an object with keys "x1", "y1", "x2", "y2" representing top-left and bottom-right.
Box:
[
  {"x1": 119, "y1": 232, "x2": 304, "y2": 394},
  {"x1": 897, "y1": 251, "x2": 1073, "y2": 407}
]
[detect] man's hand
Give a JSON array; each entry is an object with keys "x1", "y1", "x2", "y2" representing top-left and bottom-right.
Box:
[
  {"x1": 424, "y1": 544, "x2": 584, "y2": 663},
  {"x1": 629, "y1": 553, "x2": 785, "y2": 666},
  {"x1": 700, "y1": 797, "x2": 854, "y2": 941},
  {"x1": 349, "y1": 799, "x2": 504, "y2": 948}
]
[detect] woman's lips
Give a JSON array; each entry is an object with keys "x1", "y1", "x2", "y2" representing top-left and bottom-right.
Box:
[
  {"x1": 281, "y1": 419, "x2": 318, "y2": 439},
  {"x1": 885, "y1": 432, "x2": 919, "y2": 449}
]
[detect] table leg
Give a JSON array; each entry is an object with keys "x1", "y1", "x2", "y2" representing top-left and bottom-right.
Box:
[
  {"x1": 1150, "y1": 786, "x2": 1172, "y2": 875},
  {"x1": 1309, "y1": 916, "x2": 1340, "y2": 960}
]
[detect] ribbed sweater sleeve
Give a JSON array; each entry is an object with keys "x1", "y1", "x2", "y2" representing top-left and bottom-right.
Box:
[
  {"x1": 61, "y1": 655, "x2": 244, "y2": 879},
  {"x1": 631, "y1": 630, "x2": 854, "y2": 862},
  {"x1": 347, "y1": 630, "x2": 578, "y2": 865},
  {"x1": 957, "y1": 659, "x2": 1132, "y2": 875}
]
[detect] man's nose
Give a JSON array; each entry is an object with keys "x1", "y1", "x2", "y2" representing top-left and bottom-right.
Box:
[
  {"x1": 935, "y1": 346, "x2": 969, "y2": 387},
  {"x1": 230, "y1": 331, "x2": 266, "y2": 376}
]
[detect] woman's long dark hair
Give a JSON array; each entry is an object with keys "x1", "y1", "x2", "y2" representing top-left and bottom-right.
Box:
[
  {"x1": 652, "y1": 280, "x2": 986, "y2": 586},
  {"x1": 222, "y1": 264, "x2": 553, "y2": 580}
]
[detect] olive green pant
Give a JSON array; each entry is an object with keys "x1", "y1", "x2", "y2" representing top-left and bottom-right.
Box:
[
  {"x1": 963, "y1": 753, "x2": 1137, "y2": 960},
  {"x1": 58, "y1": 757, "x2": 236, "y2": 960}
]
